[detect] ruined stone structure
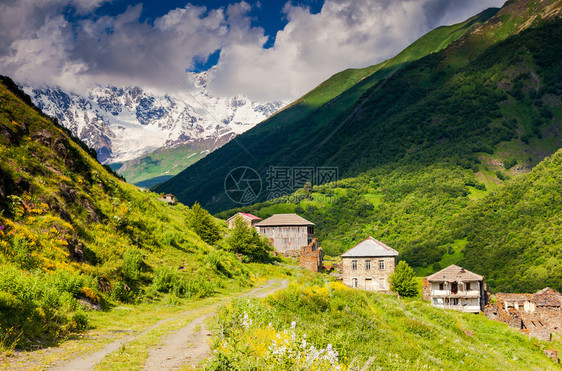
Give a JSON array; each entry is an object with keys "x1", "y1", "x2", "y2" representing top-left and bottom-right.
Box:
[
  {"x1": 424, "y1": 265, "x2": 486, "y2": 313},
  {"x1": 298, "y1": 239, "x2": 323, "y2": 273},
  {"x1": 340, "y1": 237, "x2": 398, "y2": 291},
  {"x1": 484, "y1": 287, "x2": 562, "y2": 341},
  {"x1": 255, "y1": 214, "x2": 315, "y2": 255},
  {"x1": 227, "y1": 212, "x2": 261, "y2": 229}
]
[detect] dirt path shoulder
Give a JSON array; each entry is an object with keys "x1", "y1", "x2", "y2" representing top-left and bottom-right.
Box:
[{"x1": 43, "y1": 279, "x2": 286, "y2": 371}]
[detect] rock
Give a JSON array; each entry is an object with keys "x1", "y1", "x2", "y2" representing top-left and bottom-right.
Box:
[
  {"x1": 67, "y1": 239, "x2": 85, "y2": 262},
  {"x1": 31, "y1": 129, "x2": 52, "y2": 147},
  {"x1": 544, "y1": 349, "x2": 559, "y2": 363}
]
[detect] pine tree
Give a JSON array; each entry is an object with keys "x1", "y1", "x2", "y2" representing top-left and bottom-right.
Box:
[
  {"x1": 389, "y1": 261, "x2": 418, "y2": 297},
  {"x1": 226, "y1": 216, "x2": 273, "y2": 262},
  {"x1": 189, "y1": 202, "x2": 221, "y2": 245}
]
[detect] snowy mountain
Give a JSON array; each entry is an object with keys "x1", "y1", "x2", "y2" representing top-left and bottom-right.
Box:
[{"x1": 24, "y1": 71, "x2": 286, "y2": 164}]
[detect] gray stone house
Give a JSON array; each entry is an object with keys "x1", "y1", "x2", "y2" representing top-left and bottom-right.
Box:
[
  {"x1": 340, "y1": 237, "x2": 399, "y2": 291},
  {"x1": 424, "y1": 265, "x2": 486, "y2": 313},
  {"x1": 159, "y1": 194, "x2": 177, "y2": 203},
  {"x1": 255, "y1": 214, "x2": 315, "y2": 255}
]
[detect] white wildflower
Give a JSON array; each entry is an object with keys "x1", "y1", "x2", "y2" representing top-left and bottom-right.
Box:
[{"x1": 241, "y1": 311, "x2": 252, "y2": 329}]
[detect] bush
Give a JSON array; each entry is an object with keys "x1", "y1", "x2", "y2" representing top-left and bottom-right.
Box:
[
  {"x1": 389, "y1": 261, "x2": 418, "y2": 297},
  {"x1": 225, "y1": 216, "x2": 273, "y2": 262},
  {"x1": 495, "y1": 170, "x2": 508, "y2": 181},
  {"x1": 122, "y1": 248, "x2": 144, "y2": 282},
  {"x1": 504, "y1": 158, "x2": 517, "y2": 170},
  {"x1": 0, "y1": 265, "x2": 95, "y2": 349},
  {"x1": 189, "y1": 202, "x2": 222, "y2": 245},
  {"x1": 152, "y1": 266, "x2": 215, "y2": 299}
]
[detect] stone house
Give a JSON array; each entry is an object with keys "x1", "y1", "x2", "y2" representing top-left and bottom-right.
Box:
[
  {"x1": 255, "y1": 214, "x2": 315, "y2": 255},
  {"x1": 340, "y1": 237, "x2": 398, "y2": 291},
  {"x1": 423, "y1": 265, "x2": 486, "y2": 313},
  {"x1": 484, "y1": 287, "x2": 562, "y2": 341},
  {"x1": 227, "y1": 212, "x2": 261, "y2": 229},
  {"x1": 159, "y1": 194, "x2": 176, "y2": 203}
]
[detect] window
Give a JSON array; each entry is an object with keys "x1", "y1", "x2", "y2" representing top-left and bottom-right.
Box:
[
  {"x1": 451, "y1": 282, "x2": 458, "y2": 294},
  {"x1": 352, "y1": 260, "x2": 358, "y2": 270},
  {"x1": 365, "y1": 260, "x2": 371, "y2": 270},
  {"x1": 352, "y1": 278, "x2": 358, "y2": 288},
  {"x1": 379, "y1": 260, "x2": 385, "y2": 270},
  {"x1": 466, "y1": 282, "x2": 471, "y2": 291},
  {"x1": 439, "y1": 283, "x2": 444, "y2": 291},
  {"x1": 451, "y1": 298, "x2": 459, "y2": 306}
]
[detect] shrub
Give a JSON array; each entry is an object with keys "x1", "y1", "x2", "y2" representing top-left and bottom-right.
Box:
[
  {"x1": 389, "y1": 261, "x2": 418, "y2": 297},
  {"x1": 152, "y1": 266, "x2": 215, "y2": 299},
  {"x1": 189, "y1": 202, "x2": 221, "y2": 245},
  {"x1": 122, "y1": 248, "x2": 144, "y2": 282},
  {"x1": 0, "y1": 265, "x2": 94, "y2": 349},
  {"x1": 495, "y1": 170, "x2": 508, "y2": 181},
  {"x1": 504, "y1": 158, "x2": 517, "y2": 170},
  {"x1": 225, "y1": 216, "x2": 273, "y2": 262}
]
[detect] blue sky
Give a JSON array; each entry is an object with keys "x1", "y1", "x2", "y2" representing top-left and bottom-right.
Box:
[{"x1": 0, "y1": 0, "x2": 505, "y2": 101}]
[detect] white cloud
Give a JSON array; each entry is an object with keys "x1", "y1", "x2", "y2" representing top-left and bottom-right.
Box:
[
  {"x1": 208, "y1": 0, "x2": 505, "y2": 101},
  {"x1": 0, "y1": 0, "x2": 505, "y2": 101}
]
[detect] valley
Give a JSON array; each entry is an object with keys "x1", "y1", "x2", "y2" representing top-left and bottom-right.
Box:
[{"x1": 1, "y1": 0, "x2": 562, "y2": 369}]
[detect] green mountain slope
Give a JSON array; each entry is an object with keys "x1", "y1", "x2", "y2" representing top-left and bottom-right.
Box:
[
  {"x1": 114, "y1": 141, "x2": 216, "y2": 188},
  {"x1": 0, "y1": 77, "x2": 250, "y2": 348},
  {"x1": 460, "y1": 149, "x2": 562, "y2": 292},
  {"x1": 212, "y1": 0, "x2": 562, "y2": 292},
  {"x1": 153, "y1": 8, "x2": 499, "y2": 207}
]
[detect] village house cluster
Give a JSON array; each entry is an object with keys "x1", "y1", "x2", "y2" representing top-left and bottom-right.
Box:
[{"x1": 225, "y1": 212, "x2": 562, "y2": 350}]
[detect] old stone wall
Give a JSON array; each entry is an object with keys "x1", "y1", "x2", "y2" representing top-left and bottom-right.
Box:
[
  {"x1": 281, "y1": 239, "x2": 323, "y2": 273},
  {"x1": 299, "y1": 246, "x2": 323, "y2": 273},
  {"x1": 422, "y1": 278, "x2": 431, "y2": 301}
]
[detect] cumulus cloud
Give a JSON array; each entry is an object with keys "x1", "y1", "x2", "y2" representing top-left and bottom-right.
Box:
[
  {"x1": 209, "y1": 0, "x2": 505, "y2": 101},
  {"x1": 0, "y1": 0, "x2": 504, "y2": 100}
]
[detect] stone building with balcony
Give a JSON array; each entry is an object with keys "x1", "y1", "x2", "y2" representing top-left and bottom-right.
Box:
[
  {"x1": 423, "y1": 265, "x2": 486, "y2": 313},
  {"x1": 340, "y1": 237, "x2": 398, "y2": 291}
]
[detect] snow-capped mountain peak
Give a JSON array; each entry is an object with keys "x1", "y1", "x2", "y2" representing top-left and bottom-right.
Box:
[{"x1": 25, "y1": 73, "x2": 286, "y2": 164}]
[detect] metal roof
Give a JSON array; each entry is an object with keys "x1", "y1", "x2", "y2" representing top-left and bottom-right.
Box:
[
  {"x1": 340, "y1": 237, "x2": 399, "y2": 258},
  {"x1": 427, "y1": 265, "x2": 483, "y2": 282},
  {"x1": 227, "y1": 212, "x2": 262, "y2": 222},
  {"x1": 255, "y1": 213, "x2": 314, "y2": 227}
]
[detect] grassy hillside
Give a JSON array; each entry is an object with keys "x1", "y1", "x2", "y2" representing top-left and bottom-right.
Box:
[
  {"x1": 114, "y1": 144, "x2": 210, "y2": 188},
  {"x1": 0, "y1": 77, "x2": 252, "y2": 350},
  {"x1": 208, "y1": 281, "x2": 561, "y2": 369},
  {"x1": 215, "y1": 1, "x2": 562, "y2": 293},
  {"x1": 460, "y1": 149, "x2": 562, "y2": 293},
  {"x1": 153, "y1": 8, "x2": 499, "y2": 208}
]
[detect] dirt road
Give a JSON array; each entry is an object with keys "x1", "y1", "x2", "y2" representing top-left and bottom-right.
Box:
[{"x1": 48, "y1": 279, "x2": 286, "y2": 371}]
